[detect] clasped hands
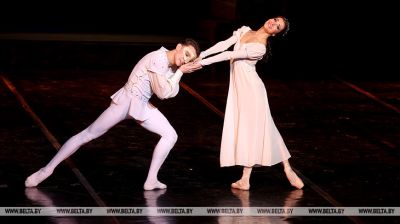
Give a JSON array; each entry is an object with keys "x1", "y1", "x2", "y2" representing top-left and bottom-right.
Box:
[{"x1": 179, "y1": 57, "x2": 203, "y2": 74}]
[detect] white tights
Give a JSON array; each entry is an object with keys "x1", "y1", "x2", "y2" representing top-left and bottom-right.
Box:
[{"x1": 25, "y1": 101, "x2": 177, "y2": 190}]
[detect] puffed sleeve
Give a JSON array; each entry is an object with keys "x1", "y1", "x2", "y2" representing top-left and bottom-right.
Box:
[
  {"x1": 148, "y1": 70, "x2": 182, "y2": 100},
  {"x1": 146, "y1": 51, "x2": 181, "y2": 99},
  {"x1": 147, "y1": 51, "x2": 169, "y2": 75}
]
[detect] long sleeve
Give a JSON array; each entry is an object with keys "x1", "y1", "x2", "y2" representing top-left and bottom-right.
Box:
[
  {"x1": 200, "y1": 44, "x2": 266, "y2": 66},
  {"x1": 200, "y1": 50, "x2": 247, "y2": 66},
  {"x1": 200, "y1": 26, "x2": 251, "y2": 59},
  {"x1": 199, "y1": 35, "x2": 237, "y2": 59},
  {"x1": 148, "y1": 69, "x2": 182, "y2": 100}
]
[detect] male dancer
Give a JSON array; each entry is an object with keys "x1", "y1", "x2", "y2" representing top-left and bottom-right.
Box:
[{"x1": 25, "y1": 39, "x2": 201, "y2": 190}]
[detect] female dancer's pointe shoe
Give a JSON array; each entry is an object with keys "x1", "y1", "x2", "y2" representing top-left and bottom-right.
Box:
[
  {"x1": 25, "y1": 168, "x2": 53, "y2": 188},
  {"x1": 231, "y1": 180, "x2": 250, "y2": 190},
  {"x1": 143, "y1": 180, "x2": 167, "y2": 191},
  {"x1": 285, "y1": 169, "x2": 304, "y2": 189},
  {"x1": 231, "y1": 188, "x2": 250, "y2": 207}
]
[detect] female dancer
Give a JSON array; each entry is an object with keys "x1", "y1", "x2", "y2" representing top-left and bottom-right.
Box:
[{"x1": 197, "y1": 17, "x2": 304, "y2": 190}]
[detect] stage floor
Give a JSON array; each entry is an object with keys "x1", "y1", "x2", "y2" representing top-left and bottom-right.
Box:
[{"x1": 0, "y1": 49, "x2": 399, "y2": 223}]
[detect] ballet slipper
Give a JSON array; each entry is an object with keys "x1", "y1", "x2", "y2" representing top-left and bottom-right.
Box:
[
  {"x1": 25, "y1": 188, "x2": 43, "y2": 201},
  {"x1": 231, "y1": 187, "x2": 250, "y2": 199},
  {"x1": 231, "y1": 179, "x2": 250, "y2": 190},
  {"x1": 25, "y1": 168, "x2": 53, "y2": 188},
  {"x1": 284, "y1": 168, "x2": 304, "y2": 189},
  {"x1": 143, "y1": 188, "x2": 167, "y2": 200},
  {"x1": 143, "y1": 180, "x2": 167, "y2": 191}
]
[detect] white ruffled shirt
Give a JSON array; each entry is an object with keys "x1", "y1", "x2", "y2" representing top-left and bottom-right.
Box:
[{"x1": 110, "y1": 47, "x2": 182, "y2": 121}]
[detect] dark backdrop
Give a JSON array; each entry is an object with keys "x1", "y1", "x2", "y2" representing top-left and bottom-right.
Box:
[{"x1": 0, "y1": 0, "x2": 397, "y2": 79}]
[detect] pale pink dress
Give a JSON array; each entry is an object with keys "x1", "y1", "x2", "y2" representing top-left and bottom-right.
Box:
[{"x1": 200, "y1": 26, "x2": 291, "y2": 167}]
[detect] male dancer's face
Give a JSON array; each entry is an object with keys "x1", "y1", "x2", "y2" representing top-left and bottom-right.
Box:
[
  {"x1": 183, "y1": 46, "x2": 197, "y2": 63},
  {"x1": 176, "y1": 44, "x2": 197, "y2": 66}
]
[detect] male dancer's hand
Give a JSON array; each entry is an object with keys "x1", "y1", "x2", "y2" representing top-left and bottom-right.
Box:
[{"x1": 179, "y1": 61, "x2": 202, "y2": 74}]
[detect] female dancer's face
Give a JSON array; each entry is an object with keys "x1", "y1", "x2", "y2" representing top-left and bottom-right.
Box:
[{"x1": 264, "y1": 17, "x2": 286, "y2": 35}]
